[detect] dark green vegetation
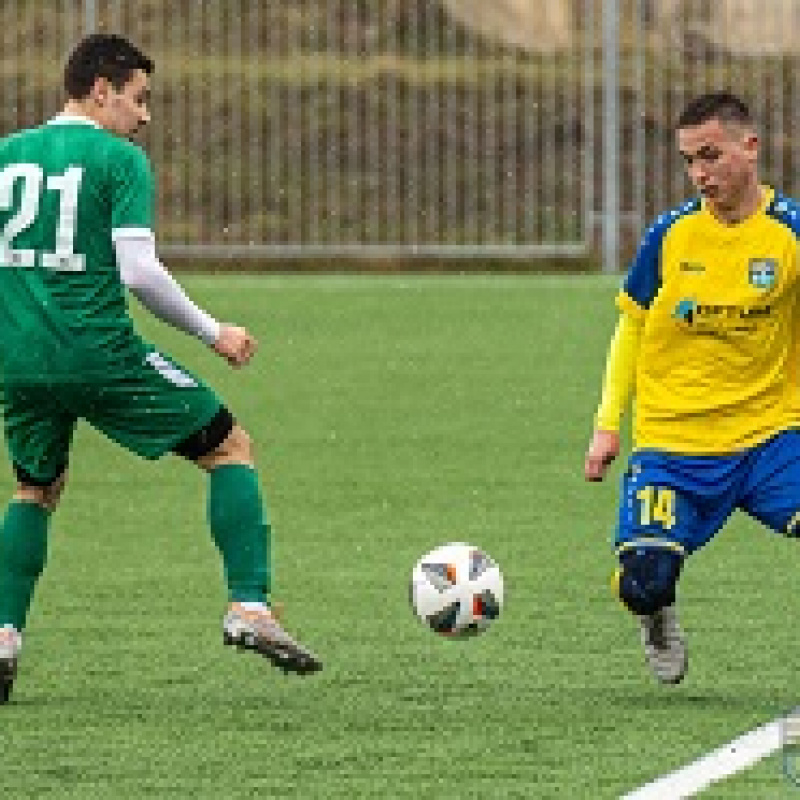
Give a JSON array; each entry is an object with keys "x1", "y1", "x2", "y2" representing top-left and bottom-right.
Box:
[{"x1": 1, "y1": 276, "x2": 798, "y2": 797}]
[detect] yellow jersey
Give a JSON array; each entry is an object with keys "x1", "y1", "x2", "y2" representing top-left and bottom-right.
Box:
[{"x1": 618, "y1": 187, "x2": 800, "y2": 454}]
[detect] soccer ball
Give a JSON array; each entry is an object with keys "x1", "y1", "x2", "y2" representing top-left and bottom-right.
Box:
[{"x1": 410, "y1": 542, "x2": 503, "y2": 637}]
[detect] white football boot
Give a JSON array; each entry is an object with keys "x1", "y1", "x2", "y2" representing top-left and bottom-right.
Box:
[
  {"x1": 223, "y1": 603, "x2": 322, "y2": 676},
  {"x1": 0, "y1": 625, "x2": 21, "y2": 704},
  {"x1": 637, "y1": 604, "x2": 687, "y2": 684}
]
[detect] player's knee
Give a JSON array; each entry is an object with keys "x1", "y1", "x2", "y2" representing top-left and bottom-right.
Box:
[
  {"x1": 42, "y1": 471, "x2": 68, "y2": 511},
  {"x1": 616, "y1": 548, "x2": 683, "y2": 617},
  {"x1": 13, "y1": 468, "x2": 68, "y2": 512},
  {"x1": 199, "y1": 424, "x2": 254, "y2": 469},
  {"x1": 218, "y1": 425, "x2": 253, "y2": 461},
  {"x1": 226, "y1": 426, "x2": 254, "y2": 462}
]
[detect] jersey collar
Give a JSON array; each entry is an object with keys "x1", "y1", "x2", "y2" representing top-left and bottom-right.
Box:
[
  {"x1": 47, "y1": 112, "x2": 102, "y2": 129},
  {"x1": 700, "y1": 185, "x2": 773, "y2": 232}
]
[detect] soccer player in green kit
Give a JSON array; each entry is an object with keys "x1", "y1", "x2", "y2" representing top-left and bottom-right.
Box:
[{"x1": 0, "y1": 34, "x2": 321, "y2": 702}]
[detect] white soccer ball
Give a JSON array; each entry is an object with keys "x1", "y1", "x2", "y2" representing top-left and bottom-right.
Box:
[{"x1": 410, "y1": 542, "x2": 503, "y2": 637}]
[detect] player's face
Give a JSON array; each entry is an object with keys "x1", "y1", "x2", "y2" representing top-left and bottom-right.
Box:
[
  {"x1": 677, "y1": 118, "x2": 758, "y2": 212},
  {"x1": 102, "y1": 69, "x2": 151, "y2": 138}
]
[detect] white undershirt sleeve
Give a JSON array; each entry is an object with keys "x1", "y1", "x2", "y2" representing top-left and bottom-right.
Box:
[{"x1": 113, "y1": 233, "x2": 220, "y2": 346}]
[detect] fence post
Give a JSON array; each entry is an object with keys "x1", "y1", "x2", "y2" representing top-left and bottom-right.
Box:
[
  {"x1": 110, "y1": 0, "x2": 122, "y2": 31},
  {"x1": 602, "y1": 0, "x2": 620, "y2": 273},
  {"x1": 84, "y1": 0, "x2": 97, "y2": 33}
]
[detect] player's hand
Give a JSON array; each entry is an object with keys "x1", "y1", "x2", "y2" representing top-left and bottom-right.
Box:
[
  {"x1": 584, "y1": 429, "x2": 620, "y2": 482},
  {"x1": 212, "y1": 324, "x2": 258, "y2": 367}
]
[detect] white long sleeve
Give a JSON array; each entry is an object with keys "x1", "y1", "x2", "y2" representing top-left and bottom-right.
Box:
[{"x1": 113, "y1": 234, "x2": 220, "y2": 346}]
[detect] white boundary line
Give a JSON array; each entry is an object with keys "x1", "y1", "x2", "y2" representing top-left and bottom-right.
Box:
[{"x1": 621, "y1": 718, "x2": 785, "y2": 799}]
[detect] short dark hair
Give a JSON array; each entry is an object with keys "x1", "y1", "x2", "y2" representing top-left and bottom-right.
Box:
[
  {"x1": 64, "y1": 34, "x2": 153, "y2": 99},
  {"x1": 676, "y1": 92, "x2": 752, "y2": 130}
]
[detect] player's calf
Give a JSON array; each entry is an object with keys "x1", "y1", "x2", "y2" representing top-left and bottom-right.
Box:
[{"x1": 616, "y1": 548, "x2": 688, "y2": 684}]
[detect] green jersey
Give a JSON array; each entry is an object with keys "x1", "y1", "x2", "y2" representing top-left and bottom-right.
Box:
[{"x1": 0, "y1": 115, "x2": 154, "y2": 382}]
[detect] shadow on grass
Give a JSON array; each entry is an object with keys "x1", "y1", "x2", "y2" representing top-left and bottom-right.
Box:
[{"x1": 604, "y1": 685, "x2": 793, "y2": 713}]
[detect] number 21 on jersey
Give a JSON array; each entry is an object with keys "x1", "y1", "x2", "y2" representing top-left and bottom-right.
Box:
[{"x1": 0, "y1": 163, "x2": 85, "y2": 272}]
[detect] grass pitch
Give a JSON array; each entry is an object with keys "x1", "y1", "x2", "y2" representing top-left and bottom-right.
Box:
[{"x1": 1, "y1": 275, "x2": 799, "y2": 798}]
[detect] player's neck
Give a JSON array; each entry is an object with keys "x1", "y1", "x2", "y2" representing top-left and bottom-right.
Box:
[
  {"x1": 707, "y1": 182, "x2": 762, "y2": 226},
  {"x1": 60, "y1": 100, "x2": 105, "y2": 129}
]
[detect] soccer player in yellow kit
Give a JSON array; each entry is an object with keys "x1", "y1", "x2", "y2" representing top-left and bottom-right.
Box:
[{"x1": 584, "y1": 92, "x2": 800, "y2": 684}]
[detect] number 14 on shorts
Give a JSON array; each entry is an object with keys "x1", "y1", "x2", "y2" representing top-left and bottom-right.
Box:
[{"x1": 636, "y1": 486, "x2": 676, "y2": 530}]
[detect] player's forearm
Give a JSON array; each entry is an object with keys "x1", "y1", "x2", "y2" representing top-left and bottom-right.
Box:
[
  {"x1": 594, "y1": 312, "x2": 643, "y2": 431},
  {"x1": 114, "y1": 235, "x2": 220, "y2": 345}
]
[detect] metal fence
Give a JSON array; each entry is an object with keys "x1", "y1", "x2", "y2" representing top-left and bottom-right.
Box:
[{"x1": 1, "y1": 1, "x2": 800, "y2": 269}]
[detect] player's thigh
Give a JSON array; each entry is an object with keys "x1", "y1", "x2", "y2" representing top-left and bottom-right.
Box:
[
  {"x1": 740, "y1": 430, "x2": 800, "y2": 535},
  {"x1": 82, "y1": 350, "x2": 224, "y2": 461},
  {"x1": 614, "y1": 455, "x2": 734, "y2": 557},
  {"x1": 2, "y1": 384, "x2": 77, "y2": 485}
]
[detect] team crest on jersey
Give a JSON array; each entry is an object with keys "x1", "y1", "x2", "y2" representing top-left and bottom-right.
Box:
[{"x1": 748, "y1": 258, "x2": 777, "y2": 290}]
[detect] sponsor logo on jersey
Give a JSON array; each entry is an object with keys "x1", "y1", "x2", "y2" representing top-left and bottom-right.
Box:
[
  {"x1": 672, "y1": 298, "x2": 772, "y2": 332},
  {"x1": 672, "y1": 298, "x2": 697, "y2": 323},
  {"x1": 679, "y1": 261, "x2": 706, "y2": 273}
]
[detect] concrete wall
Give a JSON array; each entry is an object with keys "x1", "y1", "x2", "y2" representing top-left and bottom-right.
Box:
[
  {"x1": 657, "y1": 0, "x2": 800, "y2": 55},
  {"x1": 442, "y1": 0, "x2": 573, "y2": 52}
]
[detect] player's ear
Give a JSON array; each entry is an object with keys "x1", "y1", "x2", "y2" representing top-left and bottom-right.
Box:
[
  {"x1": 91, "y1": 76, "x2": 111, "y2": 107},
  {"x1": 742, "y1": 131, "x2": 759, "y2": 161}
]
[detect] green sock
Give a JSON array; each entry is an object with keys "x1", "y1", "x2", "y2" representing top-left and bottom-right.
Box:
[
  {"x1": 0, "y1": 501, "x2": 50, "y2": 631},
  {"x1": 208, "y1": 464, "x2": 271, "y2": 604}
]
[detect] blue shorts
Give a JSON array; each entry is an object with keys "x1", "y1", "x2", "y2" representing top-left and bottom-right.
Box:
[{"x1": 615, "y1": 430, "x2": 800, "y2": 557}]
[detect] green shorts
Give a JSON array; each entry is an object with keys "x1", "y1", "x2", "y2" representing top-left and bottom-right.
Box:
[{"x1": 3, "y1": 348, "x2": 224, "y2": 484}]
